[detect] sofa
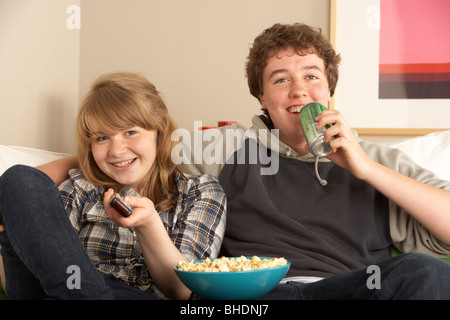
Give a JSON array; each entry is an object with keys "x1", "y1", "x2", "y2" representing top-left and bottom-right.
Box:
[{"x1": 1, "y1": 130, "x2": 450, "y2": 298}]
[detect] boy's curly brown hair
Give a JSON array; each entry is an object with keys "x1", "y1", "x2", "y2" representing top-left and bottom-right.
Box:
[{"x1": 246, "y1": 23, "x2": 341, "y2": 104}]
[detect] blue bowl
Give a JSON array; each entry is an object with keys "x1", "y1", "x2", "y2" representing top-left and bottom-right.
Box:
[{"x1": 174, "y1": 257, "x2": 290, "y2": 300}]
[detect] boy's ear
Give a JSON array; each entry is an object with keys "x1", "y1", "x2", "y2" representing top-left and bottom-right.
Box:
[{"x1": 259, "y1": 94, "x2": 267, "y2": 109}]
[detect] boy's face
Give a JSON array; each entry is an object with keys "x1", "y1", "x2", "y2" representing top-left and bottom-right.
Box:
[{"x1": 259, "y1": 48, "x2": 331, "y2": 143}]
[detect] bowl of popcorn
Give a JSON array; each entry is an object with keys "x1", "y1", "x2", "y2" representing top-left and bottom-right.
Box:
[{"x1": 174, "y1": 256, "x2": 290, "y2": 300}]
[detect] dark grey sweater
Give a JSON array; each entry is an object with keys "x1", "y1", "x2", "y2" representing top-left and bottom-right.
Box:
[{"x1": 219, "y1": 138, "x2": 391, "y2": 278}]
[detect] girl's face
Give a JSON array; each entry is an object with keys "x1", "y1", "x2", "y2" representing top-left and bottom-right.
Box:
[{"x1": 90, "y1": 126, "x2": 157, "y2": 190}]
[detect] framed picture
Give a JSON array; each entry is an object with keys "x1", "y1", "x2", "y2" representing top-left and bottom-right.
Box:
[{"x1": 330, "y1": 0, "x2": 450, "y2": 135}]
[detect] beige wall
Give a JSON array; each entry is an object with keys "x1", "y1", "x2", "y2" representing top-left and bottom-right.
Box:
[
  {"x1": 0, "y1": 0, "x2": 80, "y2": 153},
  {"x1": 78, "y1": 0, "x2": 331, "y2": 136},
  {"x1": 0, "y1": 0, "x2": 330, "y2": 153}
]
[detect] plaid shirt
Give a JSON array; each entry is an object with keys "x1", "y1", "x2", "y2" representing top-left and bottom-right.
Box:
[{"x1": 58, "y1": 169, "x2": 226, "y2": 298}]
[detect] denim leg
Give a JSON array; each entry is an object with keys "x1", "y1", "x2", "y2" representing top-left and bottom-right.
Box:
[
  {"x1": 258, "y1": 281, "x2": 302, "y2": 300},
  {"x1": 102, "y1": 277, "x2": 159, "y2": 300},
  {"x1": 262, "y1": 253, "x2": 450, "y2": 300},
  {"x1": 368, "y1": 253, "x2": 450, "y2": 299},
  {"x1": 0, "y1": 232, "x2": 47, "y2": 299},
  {"x1": 304, "y1": 253, "x2": 450, "y2": 300},
  {"x1": 0, "y1": 165, "x2": 113, "y2": 299}
]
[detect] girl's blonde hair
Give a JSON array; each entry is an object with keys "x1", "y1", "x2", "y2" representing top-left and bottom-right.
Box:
[{"x1": 76, "y1": 72, "x2": 181, "y2": 211}]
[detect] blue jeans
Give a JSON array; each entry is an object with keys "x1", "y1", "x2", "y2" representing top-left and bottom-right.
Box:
[
  {"x1": 261, "y1": 251, "x2": 450, "y2": 300},
  {"x1": 0, "y1": 165, "x2": 158, "y2": 300}
]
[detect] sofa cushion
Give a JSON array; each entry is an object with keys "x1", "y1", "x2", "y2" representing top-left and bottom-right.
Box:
[
  {"x1": 382, "y1": 130, "x2": 450, "y2": 181},
  {"x1": 0, "y1": 145, "x2": 68, "y2": 176}
]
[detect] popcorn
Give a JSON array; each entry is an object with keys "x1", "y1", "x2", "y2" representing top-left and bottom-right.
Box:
[{"x1": 177, "y1": 255, "x2": 287, "y2": 272}]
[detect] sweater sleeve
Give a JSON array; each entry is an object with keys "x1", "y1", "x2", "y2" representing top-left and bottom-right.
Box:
[{"x1": 361, "y1": 141, "x2": 450, "y2": 257}]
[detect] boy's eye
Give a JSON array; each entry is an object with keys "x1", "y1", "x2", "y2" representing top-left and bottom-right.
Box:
[
  {"x1": 306, "y1": 75, "x2": 318, "y2": 80},
  {"x1": 275, "y1": 78, "x2": 288, "y2": 84},
  {"x1": 126, "y1": 130, "x2": 137, "y2": 136}
]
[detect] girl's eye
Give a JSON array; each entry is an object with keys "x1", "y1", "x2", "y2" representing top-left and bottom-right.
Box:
[
  {"x1": 96, "y1": 136, "x2": 108, "y2": 142},
  {"x1": 126, "y1": 130, "x2": 137, "y2": 136}
]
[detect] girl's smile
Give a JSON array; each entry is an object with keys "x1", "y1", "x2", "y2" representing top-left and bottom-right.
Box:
[{"x1": 112, "y1": 158, "x2": 137, "y2": 169}]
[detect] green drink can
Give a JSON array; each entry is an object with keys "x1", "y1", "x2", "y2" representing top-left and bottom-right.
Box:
[{"x1": 299, "y1": 102, "x2": 332, "y2": 157}]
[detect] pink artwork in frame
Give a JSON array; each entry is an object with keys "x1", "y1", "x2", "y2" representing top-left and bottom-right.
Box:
[{"x1": 379, "y1": 0, "x2": 450, "y2": 99}]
